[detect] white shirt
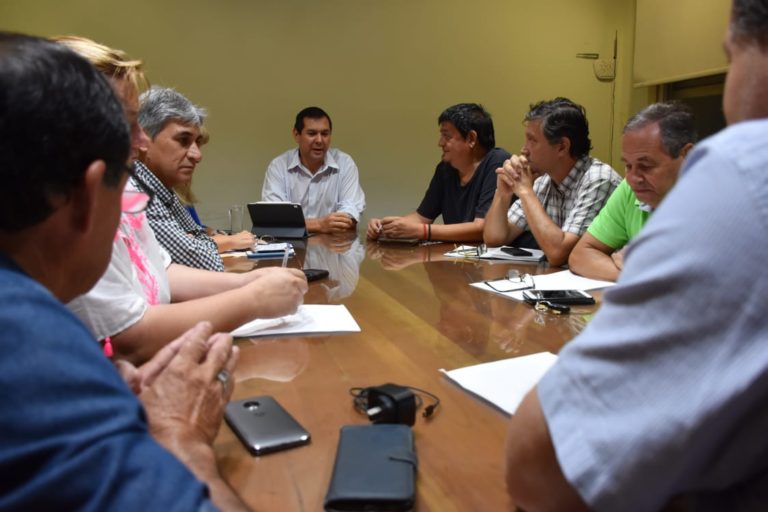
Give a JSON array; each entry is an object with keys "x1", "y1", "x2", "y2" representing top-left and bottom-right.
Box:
[
  {"x1": 67, "y1": 200, "x2": 171, "y2": 340},
  {"x1": 261, "y1": 148, "x2": 365, "y2": 222}
]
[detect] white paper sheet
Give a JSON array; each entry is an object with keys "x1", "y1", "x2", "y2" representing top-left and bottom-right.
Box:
[
  {"x1": 444, "y1": 245, "x2": 544, "y2": 263},
  {"x1": 470, "y1": 269, "x2": 614, "y2": 300},
  {"x1": 440, "y1": 352, "x2": 558, "y2": 415},
  {"x1": 230, "y1": 304, "x2": 360, "y2": 338}
]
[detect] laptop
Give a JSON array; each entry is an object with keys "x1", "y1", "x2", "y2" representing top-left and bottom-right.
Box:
[{"x1": 248, "y1": 202, "x2": 309, "y2": 239}]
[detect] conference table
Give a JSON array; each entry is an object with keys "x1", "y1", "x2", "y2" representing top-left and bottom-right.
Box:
[{"x1": 215, "y1": 233, "x2": 604, "y2": 511}]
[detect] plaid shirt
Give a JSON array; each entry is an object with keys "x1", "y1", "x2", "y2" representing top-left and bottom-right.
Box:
[
  {"x1": 133, "y1": 161, "x2": 224, "y2": 271},
  {"x1": 507, "y1": 156, "x2": 621, "y2": 236}
]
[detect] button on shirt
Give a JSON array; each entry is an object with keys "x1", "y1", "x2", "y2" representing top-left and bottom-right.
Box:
[
  {"x1": 133, "y1": 161, "x2": 224, "y2": 271},
  {"x1": 261, "y1": 148, "x2": 365, "y2": 222},
  {"x1": 507, "y1": 156, "x2": 621, "y2": 236}
]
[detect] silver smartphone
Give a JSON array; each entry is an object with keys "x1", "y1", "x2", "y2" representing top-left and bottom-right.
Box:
[{"x1": 225, "y1": 395, "x2": 310, "y2": 456}]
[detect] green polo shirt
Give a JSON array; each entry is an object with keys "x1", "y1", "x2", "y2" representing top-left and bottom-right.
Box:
[{"x1": 587, "y1": 180, "x2": 651, "y2": 249}]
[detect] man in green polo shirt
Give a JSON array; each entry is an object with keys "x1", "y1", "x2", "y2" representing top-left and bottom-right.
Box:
[{"x1": 569, "y1": 102, "x2": 697, "y2": 281}]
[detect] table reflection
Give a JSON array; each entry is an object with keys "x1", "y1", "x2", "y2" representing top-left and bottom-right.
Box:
[{"x1": 302, "y1": 233, "x2": 364, "y2": 301}]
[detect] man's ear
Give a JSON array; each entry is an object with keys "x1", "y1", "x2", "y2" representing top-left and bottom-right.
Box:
[
  {"x1": 467, "y1": 130, "x2": 479, "y2": 149},
  {"x1": 678, "y1": 142, "x2": 694, "y2": 159},
  {"x1": 292, "y1": 127, "x2": 301, "y2": 144},
  {"x1": 558, "y1": 137, "x2": 572, "y2": 158},
  {"x1": 69, "y1": 160, "x2": 108, "y2": 234}
]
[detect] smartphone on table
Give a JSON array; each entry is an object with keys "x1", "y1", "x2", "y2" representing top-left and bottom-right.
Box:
[
  {"x1": 225, "y1": 395, "x2": 310, "y2": 455},
  {"x1": 522, "y1": 289, "x2": 595, "y2": 305}
]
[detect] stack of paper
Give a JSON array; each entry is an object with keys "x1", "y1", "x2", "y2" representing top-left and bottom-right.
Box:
[
  {"x1": 470, "y1": 269, "x2": 614, "y2": 300},
  {"x1": 479, "y1": 246, "x2": 544, "y2": 263},
  {"x1": 440, "y1": 352, "x2": 558, "y2": 415},
  {"x1": 230, "y1": 304, "x2": 360, "y2": 338},
  {"x1": 444, "y1": 245, "x2": 544, "y2": 263}
]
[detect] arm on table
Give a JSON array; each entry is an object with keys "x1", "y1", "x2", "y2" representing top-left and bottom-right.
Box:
[
  {"x1": 139, "y1": 321, "x2": 250, "y2": 511},
  {"x1": 506, "y1": 388, "x2": 588, "y2": 512},
  {"x1": 112, "y1": 267, "x2": 307, "y2": 364},
  {"x1": 568, "y1": 232, "x2": 621, "y2": 282}
]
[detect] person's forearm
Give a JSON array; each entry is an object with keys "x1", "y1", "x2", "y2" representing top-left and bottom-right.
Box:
[
  {"x1": 305, "y1": 217, "x2": 323, "y2": 233},
  {"x1": 168, "y1": 263, "x2": 246, "y2": 301},
  {"x1": 483, "y1": 193, "x2": 516, "y2": 246},
  {"x1": 516, "y1": 190, "x2": 573, "y2": 266},
  {"x1": 112, "y1": 287, "x2": 263, "y2": 364},
  {"x1": 506, "y1": 389, "x2": 588, "y2": 512},
  {"x1": 569, "y1": 245, "x2": 620, "y2": 281},
  {"x1": 213, "y1": 234, "x2": 239, "y2": 253},
  {"x1": 154, "y1": 431, "x2": 251, "y2": 512},
  {"x1": 429, "y1": 221, "x2": 484, "y2": 242}
]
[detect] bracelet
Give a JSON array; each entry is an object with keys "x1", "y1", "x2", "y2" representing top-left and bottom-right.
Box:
[
  {"x1": 422, "y1": 223, "x2": 428, "y2": 240},
  {"x1": 427, "y1": 223, "x2": 432, "y2": 241}
]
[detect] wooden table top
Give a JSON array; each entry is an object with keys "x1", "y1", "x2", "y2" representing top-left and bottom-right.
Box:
[{"x1": 216, "y1": 234, "x2": 602, "y2": 511}]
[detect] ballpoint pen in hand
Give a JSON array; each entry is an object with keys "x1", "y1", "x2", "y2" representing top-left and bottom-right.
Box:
[{"x1": 281, "y1": 248, "x2": 290, "y2": 268}]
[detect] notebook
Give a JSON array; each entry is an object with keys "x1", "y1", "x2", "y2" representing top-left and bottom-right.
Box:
[{"x1": 248, "y1": 202, "x2": 308, "y2": 239}]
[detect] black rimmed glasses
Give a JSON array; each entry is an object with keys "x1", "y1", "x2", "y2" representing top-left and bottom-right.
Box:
[{"x1": 483, "y1": 270, "x2": 535, "y2": 293}]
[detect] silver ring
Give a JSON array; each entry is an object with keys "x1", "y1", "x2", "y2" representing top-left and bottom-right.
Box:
[{"x1": 216, "y1": 369, "x2": 231, "y2": 388}]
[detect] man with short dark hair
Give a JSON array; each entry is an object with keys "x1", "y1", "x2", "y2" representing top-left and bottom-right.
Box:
[
  {"x1": 484, "y1": 98, "x2": 621, "y2": 266},
  {"x1": 367, "y1": 103, "x2": 510, "y2": 242},
  {"x1": 0, "y1": 32, "x2": 246, "y2": 511},
  {"x1": 262, "y1": 106, "x2": 365, "y2": 233},
  {"x1": 505, "y1": 1, "x2": 768, "y2": 509},
  {"x1": 569, "y1": 102, "x2": 697, "y2": 281}
]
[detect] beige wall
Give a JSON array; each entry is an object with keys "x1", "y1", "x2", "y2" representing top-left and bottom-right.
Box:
[{"x1": 3, "y1": 0, "x2": 643, "y2": 229}]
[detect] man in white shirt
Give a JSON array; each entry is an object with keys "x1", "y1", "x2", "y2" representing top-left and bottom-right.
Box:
[{"x1": 262, "y1": 106, "x2": 365, "y2": 233}]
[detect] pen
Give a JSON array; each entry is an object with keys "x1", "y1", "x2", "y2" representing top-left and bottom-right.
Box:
[{"x1": 281, "y1": 248, "x2": 290, "y2": 268}]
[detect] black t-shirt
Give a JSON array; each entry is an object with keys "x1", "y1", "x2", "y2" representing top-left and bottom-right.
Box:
[{"x1": 416, "y1": 147, "x2": 511, "y2": 223}]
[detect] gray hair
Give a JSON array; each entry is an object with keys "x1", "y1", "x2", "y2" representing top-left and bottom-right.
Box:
[
  {"x1": 623, "y1": 101, "x2": 697, "y2": 158},
  {"x1": 138, "y1": 86, "x2": 206, "y2": 139}
]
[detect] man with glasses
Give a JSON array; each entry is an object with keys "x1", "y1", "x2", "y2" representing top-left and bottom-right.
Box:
[
  {"x1": 62, "y1": 36, "x2": 308, "y2": 365},
  {"x1": 0, "y1": 32, "x2": 248, "y2": 511}
]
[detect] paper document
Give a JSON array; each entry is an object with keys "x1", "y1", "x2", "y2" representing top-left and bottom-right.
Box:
[
  {"x1": 470, "y1": 269, "x2": 614, "y2": 300},
  {"x1": 440, "y1": 352, "x2": 558, "y2": 415},
  {"x1": 480, "y1": 246, "x2": 544, "y2": 263},
  {"x1": 231, "y1": 304, "x2": 360, "y2": 338},
  {"x1": 445, "y1": 245, "x2": 544, "y2": 263}
]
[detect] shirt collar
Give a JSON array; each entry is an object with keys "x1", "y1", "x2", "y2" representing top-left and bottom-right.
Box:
[
  {"x1": 556, "y1": 155, "x2": 592, "y2": 192},
  {"x1": 133, "y1": 160, "x2": 175, "y2": 204},
  {"x1": 636, "y1": 199, "x2": 654, "y2": 213},
  {"x1": 287, "y1": 148, "x2": 339, "y2": 177}
]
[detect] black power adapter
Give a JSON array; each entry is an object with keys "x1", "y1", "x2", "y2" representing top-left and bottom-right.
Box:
[
  {"x1": 350, "y1": 383, "x2": 440, "y2": 426},
  {"x1": 365, "y1": 383, "x2": 417, "y2": 426}
]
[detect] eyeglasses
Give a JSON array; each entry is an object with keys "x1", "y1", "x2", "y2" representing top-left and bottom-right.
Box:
[
  {"x1": 483, "y1": 270, "x2": 534, "y2": 293},
  {"x1": 120, "y1": 164, "x2": 155, "y2": 214},
  {"x1": 452, "y1": 243, "x2": 486, "y2": 258}
]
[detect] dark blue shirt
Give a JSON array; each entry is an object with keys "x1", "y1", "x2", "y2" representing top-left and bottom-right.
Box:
[
  {"x1": 0, "y1": 253, "x2": 213, "y2": 511},
  {"x1": 417, "y1": 147, "x2": 511, "y2": 223}
]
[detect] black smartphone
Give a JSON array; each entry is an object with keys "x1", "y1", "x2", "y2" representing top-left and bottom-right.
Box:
[
  {"x1": 225, "y1": 396, "x2": 311, "y2": 456},
  {"x1": 303, "y1": 268, "x2": 329, "y2": 282},
  {"x1": 522, "y1": 289, "x2": 595, "y2": 305},
  {"x1": 500, "y1": 246, "x2": 533, "y2": 257}
]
